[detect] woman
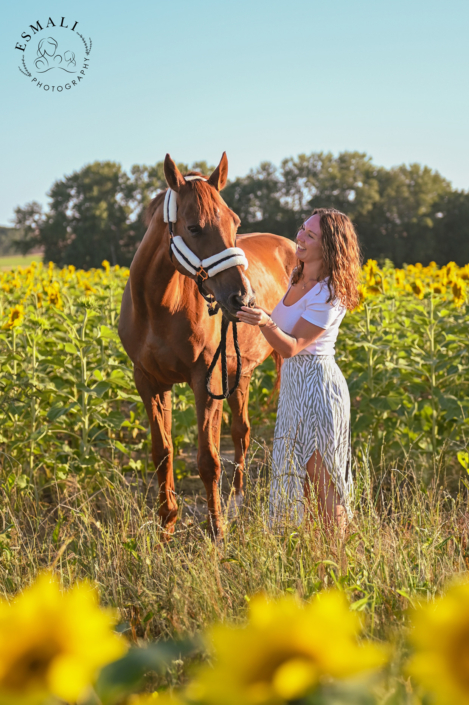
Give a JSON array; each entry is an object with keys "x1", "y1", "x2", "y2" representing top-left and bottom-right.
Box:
[{"x1": 236, "y1": 208, "x2": 361, "y2": 534}]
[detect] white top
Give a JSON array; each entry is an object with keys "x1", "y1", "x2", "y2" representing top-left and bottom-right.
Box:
[{"x1": 270, "y1": 278, "x2": 346, "y2": 356}]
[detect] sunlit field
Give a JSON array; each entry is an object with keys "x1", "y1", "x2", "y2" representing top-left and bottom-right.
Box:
[
  {"x1": 1, "y1": 258, "x2": 468, "y2": 704},
  {"x1": 0, "y1": 253, "x2": 42, "y2": 270}
]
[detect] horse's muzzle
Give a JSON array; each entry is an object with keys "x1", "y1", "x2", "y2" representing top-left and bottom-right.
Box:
[
  {"x1": 220, "y1": 293, "x2": 256, "y2": 322},
  {"x1": 229, "y1": 292, "x2": 256, "y2": 311}
]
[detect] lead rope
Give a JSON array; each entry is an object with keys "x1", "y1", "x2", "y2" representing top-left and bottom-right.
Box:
[{"x1": 205, "y1": 317, "x2": 242, "y2": 400}]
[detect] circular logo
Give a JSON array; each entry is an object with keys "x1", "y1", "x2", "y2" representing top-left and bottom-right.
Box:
[{"x1": 15, "y1": 16, "x2": 92, "y2": 93}]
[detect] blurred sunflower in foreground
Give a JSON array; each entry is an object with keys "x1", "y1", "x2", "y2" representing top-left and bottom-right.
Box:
[
  {"x1": 0, "y1": 573, "x2": 127, "y2": 705},
  {"x1": 407, "y1": 579, "x2": 469, "y2": 705},
  {"x1": 127, "y1": 693, "x2": 161, "y2": 705},
  {"x1": 187, "y1": 591, "x2": 387, "y2": 705}
]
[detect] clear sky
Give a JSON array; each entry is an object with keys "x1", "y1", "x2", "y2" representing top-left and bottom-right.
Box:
[{"x1": 1, "y1": 0, "x2": 468, "y2": 225}]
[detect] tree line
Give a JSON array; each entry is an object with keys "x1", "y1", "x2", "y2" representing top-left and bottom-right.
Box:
[{"x1": 14, "y1": 152, "x2": 469, "y2": 269}]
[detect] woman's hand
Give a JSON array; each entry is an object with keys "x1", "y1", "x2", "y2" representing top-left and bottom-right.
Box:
[{"x1": 236, "y1": 306, "x2": 271, "y2": 327}]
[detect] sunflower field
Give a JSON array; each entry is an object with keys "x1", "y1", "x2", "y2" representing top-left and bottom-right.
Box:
[
  {"x1": 1, "y1": 258, "x2": 469, "y2": 705},
  {"x1": 0, "y1": 258, "x2": 468, "y2": 488}
]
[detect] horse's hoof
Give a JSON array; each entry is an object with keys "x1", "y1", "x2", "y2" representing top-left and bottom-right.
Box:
[
  {"x1": 157, "y1": 508, "x2": 178, "y2": 541},
  {"x1": 207, "y1": 515, "x2": 224, "y2": 542}
]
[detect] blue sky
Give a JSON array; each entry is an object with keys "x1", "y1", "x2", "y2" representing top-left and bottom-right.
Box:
[{"x1": 1, "y1": 0, "x2": 468, "y2": 225}]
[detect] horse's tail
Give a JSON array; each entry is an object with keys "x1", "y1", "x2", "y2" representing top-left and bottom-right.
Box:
[{"x1": 270, "y1": 350, "x2": 283, "y2": 399}]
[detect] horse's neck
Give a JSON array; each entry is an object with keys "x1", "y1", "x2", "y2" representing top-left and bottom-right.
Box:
[{"x1": 130, "y1": 218, "x2": 193, "y2": 316}]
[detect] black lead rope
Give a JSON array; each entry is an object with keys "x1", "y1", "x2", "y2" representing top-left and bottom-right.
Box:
[{"x1": 205, "y1": 317, "x2": 242, "y2": 400}]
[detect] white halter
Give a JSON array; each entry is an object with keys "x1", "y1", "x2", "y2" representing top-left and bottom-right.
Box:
[{"x1": 163, "y1": 175, "x2": 248, "y2": 279}]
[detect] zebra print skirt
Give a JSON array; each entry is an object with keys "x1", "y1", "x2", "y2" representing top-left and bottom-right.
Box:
[{"x1": 269, "y1": 354, "x2": 353, "y2": 524}]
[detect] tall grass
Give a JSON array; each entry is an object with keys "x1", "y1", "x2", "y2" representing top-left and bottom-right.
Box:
[{"x1": 2, "y1": 444, "x2": 468, "y2": 646}]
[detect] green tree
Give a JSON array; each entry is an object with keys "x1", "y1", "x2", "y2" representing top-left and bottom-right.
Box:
[
  {"x1": 13, "y1": 153, "x2": 468, "y2": 268},
  {"x1": 15, "y1": 162, "x2": 139, "y2": 269},
  {"x1": 224, "y1": 152, "x2": 455, "y2": 265},
  {"x1": 281, "y1": 150, "x2": 381, "y2": 222},
  {"x1": 15, "y1": 159, "x2": 214, "y2": 268},
  {"x1": 223, "y1": 161, "x2": 299, "y2": 237},
  {"x1": 14, "y1": 201, "x2": 44, "y2": 255},
  {"x1": 223, "y1": 151, "x2": 386, "y2": 242},
  {"x1": 431, "y1": 190, "x2": 469, "y2": 265},
  {"x1": 354, "y1": 163, "x2": 452, "y2": 264}
]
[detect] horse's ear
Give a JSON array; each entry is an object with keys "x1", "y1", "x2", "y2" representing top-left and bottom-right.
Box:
[
  {"x1": 207, "y1": 152, "x2": 229, "y2": 191},
  {"x1": 164, "y1": 154, "x2": 185, "y2": 192}
]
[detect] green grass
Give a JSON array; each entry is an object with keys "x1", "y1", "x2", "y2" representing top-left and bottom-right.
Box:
[
  {"x1": 0, "y1": 254, "x2": 42, "y2": 270},
  {"x1": 4, "y1": 453, "x2": 466, "y2": 639}
]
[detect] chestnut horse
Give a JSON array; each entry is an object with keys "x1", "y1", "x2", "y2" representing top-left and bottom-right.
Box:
[{"x1": 119, "y1": 153, "x2": 296, "y2": 536}]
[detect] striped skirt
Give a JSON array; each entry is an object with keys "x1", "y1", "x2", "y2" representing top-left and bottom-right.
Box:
[{"x1": 270, "y1": 354, "x2": 353, "y2": 523}]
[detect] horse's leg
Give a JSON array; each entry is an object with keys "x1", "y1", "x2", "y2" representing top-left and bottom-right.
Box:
[
  {"x1": 133, "y1": 368, "x2": 177, "y2": 533},
  {"x1": 226, "y1": 371, "x2": 253, "y2": 514},
  {"x1": 192, "y1": 372, "x2": 224, "y2": 538}
]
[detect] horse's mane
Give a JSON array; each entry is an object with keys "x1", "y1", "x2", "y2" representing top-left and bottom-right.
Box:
[
  {"x1": 145, "y1": 172, "x2": 221, "y2": 227},
  {"x1": 145, "y1": 191, "x2": 165, "y2": 227}
]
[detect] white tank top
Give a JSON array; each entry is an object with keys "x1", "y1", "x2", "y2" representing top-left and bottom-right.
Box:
[{"x1": 271, "y1": 278, "x2": 346, "y2": 356}]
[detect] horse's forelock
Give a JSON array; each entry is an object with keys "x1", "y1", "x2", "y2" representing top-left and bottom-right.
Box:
[
  {"x1": 144, "y1": 175, "x2": 223, "y2": 229},
  {"x1": 189, "y1": 179, "x2": 222, "y2": 226}
]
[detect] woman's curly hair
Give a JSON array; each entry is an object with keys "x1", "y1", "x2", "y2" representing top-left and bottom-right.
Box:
[{"x1": 291, "y1": 208, "x2": 362, "y2": 310}]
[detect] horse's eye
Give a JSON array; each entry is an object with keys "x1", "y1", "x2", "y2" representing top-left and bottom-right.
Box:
[{"x1": 188, "y1": 224, "x2": 202, "y2": 235}]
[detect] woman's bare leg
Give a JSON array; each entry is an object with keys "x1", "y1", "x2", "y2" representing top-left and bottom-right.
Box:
[{"x1": 304, "y1": 450, "x2": 347, "y2": 539}]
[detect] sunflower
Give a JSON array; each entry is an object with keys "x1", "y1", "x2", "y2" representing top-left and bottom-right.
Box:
[
  {"x1": 407, "y1": 579, "x2": 469, "y2": 705},
  {"x1": 432, "y1": 282, "x2": 446, "y2": 295},
  {"x1": 394, "y1": 269, "x2": 406, "y2": 288},
  {"x1": 2, "y1": 304, "x2": 24, "y2": 330},
  {"x1": 440, "y1": 262, "x2": 458, "y2": 286},
  {"x1": 352, "y1": 285, "x2": 367, "y2": 313},
  {"x1": 362, "y1": 259, "x2": 381, "y2": 288},
  {"x1": 83, "y1": 280, "x2": 97, "y2": 295},
  {"x1": 45, "y1": 282, "x2": 62, "y2": 309},
  {"x1": 452, "y1": 279, "x2": 466, "y2": 307},
  {"x1": 411, "y1": 279, "x2": 425, "y2": 299},
  {"x1": 0, "y1": 573, "x2": 127, "y2": 705},
  {"x1": 190, "y1": 592, "x2": 387, "y2": 705}
]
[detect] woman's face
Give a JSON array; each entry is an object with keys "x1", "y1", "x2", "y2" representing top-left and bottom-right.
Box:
[{"x1": 295, "y1": 214, "x2": 323, "y2": 262}]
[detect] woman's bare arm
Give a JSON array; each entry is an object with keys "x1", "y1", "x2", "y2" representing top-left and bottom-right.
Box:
[{"x1": 236, "y1": 306, "x2": 324, "y2": 358}]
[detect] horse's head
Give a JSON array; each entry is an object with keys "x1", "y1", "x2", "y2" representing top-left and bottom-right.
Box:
[{"x1": 163, "y1": 153, "x2": 255, "y2": 321}]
